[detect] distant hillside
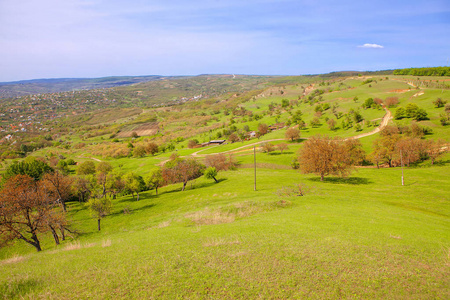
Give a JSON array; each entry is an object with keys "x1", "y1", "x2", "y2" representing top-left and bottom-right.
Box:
[{"x1": 0, "y1": 75, "x2": 171, "y2": 98}]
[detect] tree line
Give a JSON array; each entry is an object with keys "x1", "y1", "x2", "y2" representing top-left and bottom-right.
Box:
[{"x1": 393, "y1": 67, "x2": 450, "y2": 76}]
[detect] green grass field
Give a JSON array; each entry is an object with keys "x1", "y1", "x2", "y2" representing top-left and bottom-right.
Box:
[{"x1": 1, "y1": 159, "x2": 449, "y2": 299}]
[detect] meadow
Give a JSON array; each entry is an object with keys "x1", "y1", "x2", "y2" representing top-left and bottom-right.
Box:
[{"x1": 1, "y1": 161, "x2": 449, "y2": 299}]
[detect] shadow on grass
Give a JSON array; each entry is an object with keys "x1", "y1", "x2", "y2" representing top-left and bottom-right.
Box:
[
  {"x1": 0, "y1": 279, "x2": 42, "y2": 299},
  {"x1": 110, "y1": 203, "x2": 156, "y2": 217},
  {"x1": 145, "y1": 178, "x2": 228, "y2": 195},
  {"x1": 268, "y1": 152, "x2": 294, "y2": 156},
  {"x1": 429, "y1": 159, "x2": 450, "y2": 166},
  {"x1": 186, "y1": 178, "x2": 227, "y2": 190},
  {"x1": 308, "y1": 176, "x2": 372, "y2": 185},
  {"x1": 288, "y1": 139, "x2": 306, "y2": 144}
]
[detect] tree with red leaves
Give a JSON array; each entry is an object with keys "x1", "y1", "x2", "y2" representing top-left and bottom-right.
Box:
[{"x1": 0, "y1": 175, "x2": 59, "y2": 251}]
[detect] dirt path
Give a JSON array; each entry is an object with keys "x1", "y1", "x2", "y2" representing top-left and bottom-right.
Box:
[{"x1": 346, "y1": 104, "x2": 392, "y2": 140}]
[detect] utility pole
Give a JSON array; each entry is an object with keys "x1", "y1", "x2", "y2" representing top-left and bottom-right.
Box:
[
  {"x1": 400, "y1": 150, "x2": 404, "y2": 186},
  {"x1": 254, "y1": 145, "x2": 256, "y2": 191}
]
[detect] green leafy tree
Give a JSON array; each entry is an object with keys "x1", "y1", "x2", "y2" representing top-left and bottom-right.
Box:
[
  {"x1": 3, "y1": 157, "x2": 53, "y2": 182},
  {"x1": 86, "y1": 197, "x2": 112, "y2": 231},
  {"x1": 77, "y1": 161, "x2": 96, "y2": 175},
  {"x1": 394, "y1": 107, "x2": 406, "y2": 120},
  {"x1": 290, "y1": 110, "x2": 303, "y2": 125},
  {"x1": 133, "y1": 145, "x2": 146, "y2": 157},
  {"x1": 145, "y1": 169, "x2": 165, "y2": 195},
  {"x1": 204, "y1": 167, "x2": 219, "y2": 183},
  {"x1": 123, "y1": 173, "x2": 146, "y2": 200}
]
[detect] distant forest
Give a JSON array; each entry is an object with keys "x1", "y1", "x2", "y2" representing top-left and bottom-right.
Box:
[{"x1": 393, "y1": 66, "x2": 450, "y2": 76}]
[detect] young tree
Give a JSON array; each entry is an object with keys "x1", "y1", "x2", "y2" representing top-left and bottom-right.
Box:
[
  {"x1": 277, "y1": 143, "x2": 289, "y2": 154},
  {"x1": 297, "y1": 135, "x2": 363, "y2": 181},
  {"x1": 145, "y1": 169, "x2": 165, "y2": 195},
  {"x1": 327, "y1": 119, "x2": 337, "y2": 131},
  {"x1": 204, "y1": 167, "x2": 219, "y2": 183},
  {"x1": 310, "y1": 117, "x2": 321, "y2": 127},
  {"x1": 0, "y1": 175, "x2": 57, "y2": 251},
  {"x1": 433, "y1": 98, "x2": 447, "y2": 108},
  {"x1": 162, "y1": 158, "x2": 205, "y2": 191},
  {"x1": 86, "y1": 197, "x2": 112, "y2": 231},
  {"x1": 96, "y1": 162, "x2": 113, "y2": 197},
  {"x1": 285, "y1": 127, "x2": 300, "y2": 142}
]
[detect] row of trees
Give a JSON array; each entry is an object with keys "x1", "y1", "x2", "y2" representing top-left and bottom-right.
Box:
[
  {"x1": 370, "y1": 126, "x2": 446, "y2": 168},
  {"x1": 0, "y1": 153, "x2": 238, "y2": 251},
  {"x1": 393, "y1": 67, "x2": 450, "y2": 76},
  {"x1": 297, "y1": 131, "x2": 447, "y2": 181}
]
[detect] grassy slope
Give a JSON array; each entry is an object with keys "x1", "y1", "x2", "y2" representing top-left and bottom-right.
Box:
[
  {"x1": 1, "y1": 75, "x2": 449, "y2": 299},
  {"x1": 1, "y1": 162, "x2": 449, "y2": 299}
]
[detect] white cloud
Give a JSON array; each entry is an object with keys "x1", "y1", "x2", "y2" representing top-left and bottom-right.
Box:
[{"x1": 358, "y1": 43, "x2": 384, "y2": 49}]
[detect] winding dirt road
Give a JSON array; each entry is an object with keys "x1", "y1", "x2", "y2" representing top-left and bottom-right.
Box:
[{"x1": 346, "y1": 104, "x2": 392, "y2": 140}]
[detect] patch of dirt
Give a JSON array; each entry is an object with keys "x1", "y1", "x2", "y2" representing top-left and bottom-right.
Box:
[
  {"x1": 117, "y1": 122, "x2": 159, "y2": 137},
  {"x1": 390, "y1": 89, "x2": 410, "y2": 93}
]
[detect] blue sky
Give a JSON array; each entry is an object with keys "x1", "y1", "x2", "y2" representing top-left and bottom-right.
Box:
[{"x1": 0, "y1": 0, "x2": 449, "y2": 81}]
